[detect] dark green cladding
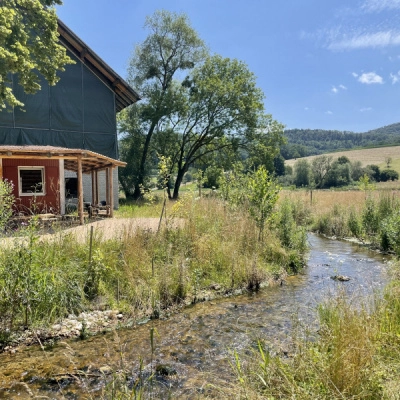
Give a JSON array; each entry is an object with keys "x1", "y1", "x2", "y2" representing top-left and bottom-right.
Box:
[{"x1": 0, "y1": 51, "x2": 118, "y2": 159}]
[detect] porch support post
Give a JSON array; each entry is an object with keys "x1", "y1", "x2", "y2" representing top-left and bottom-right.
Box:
[
  {"x1": 77, "y1": 156, "x2": 84, "y2": 225},
  {"x1": 105, "y1": 167, "x2": 110, "y2": 206},
  {"x1": 95, "y1": 170, "x2": 99, "y2": 205},
  {"x1": 109, "y1": 166, "x2": 114, "y2": 217},
  {"x1": 59, "y1": 159, "x2": 65, "y2": 214},
  {"x1": 0, "y1": 158, "x2": 3, "y2": 181},
  {"x1": 91, "y1": 170, "x2": 95, "y2": 205}
]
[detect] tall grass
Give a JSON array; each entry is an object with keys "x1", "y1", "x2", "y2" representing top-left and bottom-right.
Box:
[
  {"x1": 0, "y1": 195, "x2": 307, "y2": 341},
  {"x1": 231, "y1": 264, "x2": 400, "y2": 399}
]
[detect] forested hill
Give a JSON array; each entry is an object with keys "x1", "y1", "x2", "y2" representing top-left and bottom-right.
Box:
[{"x1": 281, "y1": 122, "x2": 400, "y2": 159}]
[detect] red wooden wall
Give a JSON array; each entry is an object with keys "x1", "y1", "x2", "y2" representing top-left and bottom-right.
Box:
[{"x1": 3, "y1": 159, "x2": 60, "y2": 214}]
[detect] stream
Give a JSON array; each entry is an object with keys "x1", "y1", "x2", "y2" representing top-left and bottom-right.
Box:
[{"x1": 0, "y1": 234, "x2": 390, "y2": 399}]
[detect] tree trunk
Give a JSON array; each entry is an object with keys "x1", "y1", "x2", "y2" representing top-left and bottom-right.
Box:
[
  {"x1": 172, "y1": 168, "x2": 187, "y2": 199},
  {"x1": 133, "y1": 121, "x2": 157, "y2": 199}
]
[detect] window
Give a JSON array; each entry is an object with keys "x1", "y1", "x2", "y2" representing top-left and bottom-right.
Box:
[{"x1": 18, "y1": 167, "x2": 45, "y2": 196}]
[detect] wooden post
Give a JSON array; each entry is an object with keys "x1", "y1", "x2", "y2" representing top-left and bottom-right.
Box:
[
  {"x1": 109, "y1": 166, "x2": 114, "y2": 217},
  {"x1": 0, "y1": 158, "x2": 3, "y2": 181},
  {"x1": 95, "y1": 170, "x2": 99, "y2": 205},
  {"x1": 59, "y1": 159, "x2": 65, "y2": 215},
  {"x1": 91, "y1": 170, "x2": 95, "y2": 205},
  {"x1": 105, "y1": 167, "x2": 110, "y2": 207},
  {"x1": 77, "y1": 156, "x2": 84, "y2": 225}
]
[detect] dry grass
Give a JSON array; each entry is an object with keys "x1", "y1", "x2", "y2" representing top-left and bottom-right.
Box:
[
  {"x1": 285, "y1": 145, "x2": 400, "y2": 170},
  {"x1": 280, "y1": 187, "x2": 400, "y2": 219}
]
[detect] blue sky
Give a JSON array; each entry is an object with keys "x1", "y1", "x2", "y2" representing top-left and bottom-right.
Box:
[{"x1": 57, "y1": 0, "x2": 400, "y2": 133}]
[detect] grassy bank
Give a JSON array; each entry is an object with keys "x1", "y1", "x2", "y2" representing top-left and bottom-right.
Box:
[
  {"x1": 223, "y1": 187, "x2": 400, "y2": 399},
  {"x1": 280, "y1": 187, "x2": 400, "y2": 255},
  {"x1": 0, "y1": 194, "x2": 307, "y2": 347},
  {"x1": 230, "y1": 263, "x2": 400, "y2": 399}
]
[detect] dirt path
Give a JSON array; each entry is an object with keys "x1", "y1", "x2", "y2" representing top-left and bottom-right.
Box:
[{"x1": 0, "y1": 217, "x2": 174, "y2": 248}]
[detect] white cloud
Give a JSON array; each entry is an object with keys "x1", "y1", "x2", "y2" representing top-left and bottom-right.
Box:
[
  {"x1": 328, "y1": 30, "x2": 400, "y2": 51},
  {"x1": 352, "y1": 72, "x2": 359, "y2": 78},
  {"x1": 357, "y1": 72, "x2": 384, "y2": 84},
  {"x1": 360, "y1": 107, "x2": 373, "y2": 112},
  {"x1": 362, "y1": 0, "x2": 400, "y2": 12},
  {"x1": 331, "y1": 84, "x2": 347, "y2": 94},
  {"x1": 390, "y1": 71, "x2": 400, "y2": 83},
  {"x1": 325, "y1": 110, "x2": 333, "y2": 115}
]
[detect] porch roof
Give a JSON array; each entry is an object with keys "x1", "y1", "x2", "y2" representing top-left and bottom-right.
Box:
[{"x1": 0, "y1": 145, "x2": 126, "y2": 173}]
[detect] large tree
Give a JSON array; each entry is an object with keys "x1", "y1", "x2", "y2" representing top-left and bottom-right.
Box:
[
  {"x1": 0, "y1": 0, "x2": 73, "y2": 109},
  {"x1": 122, "y1": 10, "x2": 207, "y2": 198},
  {"x1": 156, "y1": 55, "x2": 284, "y2": 199}
]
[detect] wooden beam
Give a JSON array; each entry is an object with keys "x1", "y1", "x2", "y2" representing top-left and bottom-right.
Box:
[
  {"x1": 91, "y1": 170, "x2": 95, "y2": 205},
  {"x1": 109, "y1": 167, "x2": 114, "y2": 217},
  {"x1": 59, "y1": 159, "x2": 65, "y2": 215},
  {"x1": 95, "y1": 170, "x2": 99, "y2": 205},
  {"x1": 105, "y1": 167, "x2": 110, "y2": 208},
  {"x1": 0, "y1": 158, "x2": 2, "y2": 181},
  {"x1": 77, "y1": 156, "x2": 84, "y2": 225}
]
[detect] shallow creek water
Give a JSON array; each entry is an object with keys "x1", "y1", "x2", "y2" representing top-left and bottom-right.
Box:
[{"x1": 0, "y1": 234, "x2": 390, "y2": 399}]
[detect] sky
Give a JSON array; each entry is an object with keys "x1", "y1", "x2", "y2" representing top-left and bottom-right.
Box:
[{"x1": 57, "y1": 0, "x2": 400, "y2": 133}]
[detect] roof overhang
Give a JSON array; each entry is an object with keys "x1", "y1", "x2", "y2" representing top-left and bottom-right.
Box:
[
  {"x1": 0, "y1": 145, "x2": 126, "y2": 174},
  {"x1": 57, "y1": 19, "x2": 140, "y2": 112}
]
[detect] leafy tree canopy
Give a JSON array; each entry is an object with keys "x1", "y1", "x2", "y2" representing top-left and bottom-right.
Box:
[
  {"x1": 120, "y1": 10, "x2": 284, "y2": 199},
  {"x1": 0, "y1": 0, "x2": 74, "y2": 110}
]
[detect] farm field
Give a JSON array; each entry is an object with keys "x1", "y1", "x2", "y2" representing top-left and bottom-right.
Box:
[{"x1": 285, "y1": 145, "x2": 400, "y2": 172}]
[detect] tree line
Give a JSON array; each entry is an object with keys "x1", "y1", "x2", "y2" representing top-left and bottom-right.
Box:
[
  {"x1": 281, "y1": 123, "x2": 400, "y2": 160},
  {"x1": 280, "y1": 155, "x2": 399, "y2": 189}
]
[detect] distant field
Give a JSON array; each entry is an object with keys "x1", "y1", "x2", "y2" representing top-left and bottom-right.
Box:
[{"x1": 285, "y1": 146, "x2": 400, "y2": 171}]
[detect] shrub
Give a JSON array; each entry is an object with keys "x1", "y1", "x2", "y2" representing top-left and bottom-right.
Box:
[
  {"x1": 380, "y1": 169, "x2": 399, "y2": 182},
  {"x1": 0, "y1": 179, "x2": 14, "y2": 233}
]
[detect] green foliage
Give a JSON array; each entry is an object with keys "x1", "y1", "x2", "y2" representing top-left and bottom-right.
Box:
[
  {"x1": 380, "y1": 169, "x2": 399, "y2": 182},
  {"x1": 0, "y1": 179, "x2": 14, "y2": 232},
  {"x1": 204, "y1": 164, "x2": 223, "y2": 188},
  {"x1": 120, "y1": 10, "x2": 207, "y2": 198},
  {"x1": 246, "y1": 166, "x2": 280, "y2": 241},
  {"x1": 233, "y1": 282, "x2": 400, "y2": 399},
  {"x1": 0, "y1": 0, "x2": 74, "y2": 109},
  {"x1": 293, "y1": 159, "x2": 312, "y2": 187},
  {"x1": 362, "y1": 197, "x2": 380, "y2": 236},
  {"x1": 282, "y1": 122, "x2": 400, "y2": 159},
  {"x1": 84, "y1": 249, "x2": 108, "y2": 300},
  {"x1": 276, "y1": 198, "x2": 307, "y2": 251},
  {"x1": 347, "y1": 207, "x2": 362, "y2": 238},
  {"x1": 120, "y1": 10, "x2": 284, "y2": 199},
  {"x1": 358, "y1": 173, "x2": 376, "y2": 194},
  {"x1": 311, "y1": 155, "x2": 333, "y2": 189},
  {"x1": 380, "y1": 211, "x2": 400, "y2": 254},
  {"x1": 0, "y1": 225, "x2": 85, "y2": 330}
]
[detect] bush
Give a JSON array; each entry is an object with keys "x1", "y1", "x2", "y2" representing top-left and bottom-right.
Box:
[
  {"x1": 380, "y1": 169, "x2": 399, "y2": 182},
  {"x1": 0, "y1": 179, "x2": 14, "y2": 233}
]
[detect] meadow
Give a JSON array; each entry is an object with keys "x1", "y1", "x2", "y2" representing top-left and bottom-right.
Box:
[{"x1": 284, "y1": 145, "x2": 400, "y2": 173}]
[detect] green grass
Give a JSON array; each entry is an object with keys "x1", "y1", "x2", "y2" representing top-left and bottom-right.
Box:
[{"x1": 0, "y1": 195, "x2": 307, "y2": 339}]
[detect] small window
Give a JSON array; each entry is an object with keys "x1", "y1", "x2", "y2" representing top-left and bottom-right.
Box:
[{"x1": 19, "y1": 167, "x2": 45, "y2": 196}]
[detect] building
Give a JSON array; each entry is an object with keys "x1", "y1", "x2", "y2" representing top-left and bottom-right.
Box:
[{"x1": 0, "y1": 20, "x2": 139, "y2": 224}]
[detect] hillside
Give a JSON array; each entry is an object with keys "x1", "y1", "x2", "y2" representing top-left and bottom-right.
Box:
[
  {"x1": 281, "y1": 122, "x2": 400, "y2": 159},
  {"x1": 285, "y1": 146, "x2": 400, "y2": 170}
]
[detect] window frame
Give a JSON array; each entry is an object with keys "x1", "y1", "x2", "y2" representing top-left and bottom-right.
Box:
[{"x1": 18, "y1": 166, "x2": 46, "y2": 197}]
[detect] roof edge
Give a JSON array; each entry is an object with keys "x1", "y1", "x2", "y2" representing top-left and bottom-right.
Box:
[{"x1": 57, "y1": 19, "x2": 140, "y2": 112}]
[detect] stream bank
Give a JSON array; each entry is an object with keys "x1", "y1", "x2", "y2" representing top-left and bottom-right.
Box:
[{"x1": 0, "y1": 233, "x2": 390, "y2": 399}]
